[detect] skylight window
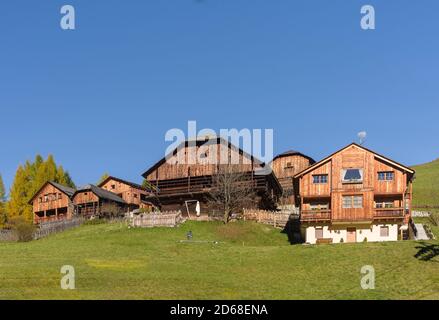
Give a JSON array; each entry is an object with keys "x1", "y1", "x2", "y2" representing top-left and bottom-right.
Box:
[{"x1": 342, "y1": 169, "x2": 363, "y2": 183}]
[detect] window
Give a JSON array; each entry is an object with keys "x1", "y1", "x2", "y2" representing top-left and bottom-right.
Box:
[
  {"x1": 313, "y1": 174, "x2": 328, "y2": 184},
  {"x1": 378, "y1": 171, "x2": 394, "y2": 181},
  {"x1": 342, "y1": 195, "x2": 363, "y2": 208},
  {"x1": 309, "y1": 203, "x2": 329, "y2": 210},
  {"x1": 315, "y1": 228, "x2": 324, "y2": 239},
  {"x1": 134, "y1": 194, "x2": 138, "y2": 198},
  {"x1": 380, "y1": 226, "x2": 389, "y2": 237},
  {"x1": 285, "y1": 162, "x2": 294, "y2": 169},
  {"x1": 58, "y1": 193, "x2": 62, "y2": 200},
  {"x1": 375, "y1": 201, "x2": 394, "y2": 208},
  {"x1": 111, "y1": 184, "x2": 116, "y2": 190},
  {"x1": 39, "y1": 197, "x2": 42, "y2": 203},
  {"x1": 342, "y1": 169, "x2": 363, "y2": 183}
]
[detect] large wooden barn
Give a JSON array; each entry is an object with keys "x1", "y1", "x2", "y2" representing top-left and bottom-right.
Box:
[
  {"x1": 142, "y1": 137, "x2": 282, "y2": 217},
  {"x1": 294, "y1": 143, "x2": 415, "y2": 244}
]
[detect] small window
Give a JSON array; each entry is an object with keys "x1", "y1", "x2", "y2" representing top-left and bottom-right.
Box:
[
  {"x1": 134, "y1": 194, "x2": 138, "y2": 198},
  {"x1": 111, "y1": 185, "x2": 116, "y2": 190},
  {"x1": 58, "y1": 193, "x2": 62, "y2": 200},
  {"x1": 380, "y1": 226, "x2": 389, "y2": 237},
  {"x1": 342, "y1": 195, "x2": 363, "y2": 208},
  {"x1": 315, "y1": 228, "x2": 324, "y2": 239},
  {"x1": 378, "y1": 171, "x2": 394, "y2": 181},
  {"x1": 313, "y1": 174, "x2": 328, "y2": 184},
  {"x1": 309, "y1": 203, "x2": 329, "y2": 210},
  {"x1": 285, "y1": 162, "x2": 293, "y2": 169},
  {"x1": 84, "y1": 192, "x2": 88, "y2": 196},
  {"x1": 342, "y1": 169, "x2": 363, "y2": 183},
  {"x1": 375, "y1": 201, "x2": 394, "y2": 208},
  {"x1": 39, "y1": 197, "x2": 42, "y2": 203}
]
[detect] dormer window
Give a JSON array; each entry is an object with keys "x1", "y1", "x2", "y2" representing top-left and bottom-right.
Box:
[{"x1": 342, "y1": 169, "x2": 363, "y2": 183}]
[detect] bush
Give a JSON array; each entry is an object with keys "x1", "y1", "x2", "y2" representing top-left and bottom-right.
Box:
[
  {"x1": 83, "y1": 219, "x2": 106, "y2": 226},
  {"x1": 363, "y1": 237, "x2": 368, "y2": 242},
  {"x1": 8, "y1": 216, "x2": 35, "y2": 242},
  {"x1": 428, "y1": 212, "x2": 439, "y2": 226}
]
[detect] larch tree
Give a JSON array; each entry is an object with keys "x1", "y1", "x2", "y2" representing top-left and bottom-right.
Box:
[
  {"x1": 97, "y1": 172, "x2": 110, "y2": 185},
  {"x1": 0, "y1": 173, "x2": 7, "y2": 226},
  {"x1": 7, "y1": 155, "x2": 76, "y2": 223}
]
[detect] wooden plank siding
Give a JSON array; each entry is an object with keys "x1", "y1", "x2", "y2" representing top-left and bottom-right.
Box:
[
  {"x1": 29, "y1": 182, "x2": 75, "y2": 224},
  {"x1": 142, "y1": 138, "x2": 282, "y2": 217},
  {"x1": 295, "y1": 143, "x2": 415, "y2": 225}
]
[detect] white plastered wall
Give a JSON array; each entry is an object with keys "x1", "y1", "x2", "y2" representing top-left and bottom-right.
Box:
[{"x1": 304, "y1": 223, "x2": 399, "y2": 244}]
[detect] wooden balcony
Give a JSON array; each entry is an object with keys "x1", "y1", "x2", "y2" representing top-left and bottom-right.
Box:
[
  {"x1": 373, "y1": 208, "x2": 404, "y2": 220},
  {"x1": 34, "y1": 214, "x2": 67, "y2": 224},
  {"x1": 301, "y1": 210, "x2": 331, "y2": 222}
]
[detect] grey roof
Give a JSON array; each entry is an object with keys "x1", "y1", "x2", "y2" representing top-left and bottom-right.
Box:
[
  {"x1": 49, "y1": 181, "x2": 76, "y2": 197},
  {"x1": 76, "y1": 184, "x2": 126, "y2": 204}
]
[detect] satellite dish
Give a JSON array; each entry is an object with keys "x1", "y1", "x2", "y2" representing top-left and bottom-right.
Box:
[{"x1": 357, "y1": 131, "x2": 367, "y2": 145}]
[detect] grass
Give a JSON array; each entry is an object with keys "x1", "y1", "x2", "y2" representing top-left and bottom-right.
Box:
[
  {"x1": 0, "y1": 221, "x2": 438, "y2": 300},
  {"x1": 412, "y1": 158, "x2": 439, "y2": 208}
]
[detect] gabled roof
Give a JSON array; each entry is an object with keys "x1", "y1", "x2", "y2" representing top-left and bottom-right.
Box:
[
  {"x1": 98, "y1": 176, "x2": 156, "y2": 192},
  {"x1": 141, "y1": 136, "x2": 265, "y2": 179},
  {"x1": 28, "y1": 181, "x2": 76, "y2": 204},
  {"x1": 272, "y1": 150, "x2": 316, "y2": 163},
  {"x1": 294, "y1": 143, "x2": 415, "y2": 178},
  {"x1": 73, "y1": 184, "x2": 126, "y2": 204}
]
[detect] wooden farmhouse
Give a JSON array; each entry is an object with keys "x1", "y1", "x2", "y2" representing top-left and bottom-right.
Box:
[
  {"x1": 98, "y1": 176, "x2": 155, "y2": 211},
  {"x1": 29, "y1": 181, "x2": 76, "y2": 224},
  {"x1": 72, "y1": 184, "x2": 128, "y2": 217},
  {"x1": 270, "y1": 150, "x2": 315, "y2": 209},
  {"x1": 141, "y1": 137, "x2": 282, "y2": 217},
  {"x1": 294, "y1": 143, "x2": 415, "y2": 244}
]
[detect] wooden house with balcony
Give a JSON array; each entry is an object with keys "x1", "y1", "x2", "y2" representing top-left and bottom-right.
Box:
[
  {"x1": 29, "y1": 181, "x2": 76, "y2": 224},
  {"x1": 270, "y1": 150, "x2": 315, "y2": 209},
  {"x1": 294, "y1": 143, "x2": 415, "y2": 244},
  {"x1": 72, "y1": 184, "x2": 128, "y2": 217},
  {"x1": 98, "y1": 176, "x2": 156, "y2": 211},
  {"x1": 141, "y1": 137, "x2": 282, "y2": 217}
]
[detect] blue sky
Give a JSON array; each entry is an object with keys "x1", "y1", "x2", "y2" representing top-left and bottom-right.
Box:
[{"x1": 0, "y1": 0, "x2": 438, "y2": 190}]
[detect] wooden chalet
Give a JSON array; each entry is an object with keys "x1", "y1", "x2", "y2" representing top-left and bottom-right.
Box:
[
  {"x1": 29, "y1": 181, "x2": 76, "y2": 224},
  {"x1": 141, "y1": 137, "x2": 282, "y2": 217},
  {"x1": 72, "y1": 184, "x2": 128, "y2": 217},
  {"x1": 294, "y1": 143, "x2": 415, "y2": 244},
  {"x1": 98, "y1": 176, "x2": 155, "y2": 211},
  {"x1": 271, "y1": 150, "x2": 315, "y2": 208}
]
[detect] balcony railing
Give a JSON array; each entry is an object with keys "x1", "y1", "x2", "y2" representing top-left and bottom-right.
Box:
[
  {"x1": 373, "y1": 208, "x2": 404, "y2": 219},
  {"x1": 301, "y1": 210, "x2": 331, "y2": 222},
  {"x1": 34, "y1": 214, "x2": 67, "y2": 224}
]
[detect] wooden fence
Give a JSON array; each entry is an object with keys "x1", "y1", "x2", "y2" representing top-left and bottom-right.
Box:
[
  {"x1": 0, "y1": 217, "x2": 84, "y2": 242},
  {"x1": 131, "y1": 211, "x2": 184, "y2": 228},
  {"x1": 34, "y1": 218, "x2": 84, "y2": 240},
  {"x1": 243, "y1": 209, "x2": 295, "y2": 228}
]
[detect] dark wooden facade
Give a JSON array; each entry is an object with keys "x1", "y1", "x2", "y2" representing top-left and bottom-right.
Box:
[{"x1": 142, "y1": 137, "x2": 282, "y2": 217}]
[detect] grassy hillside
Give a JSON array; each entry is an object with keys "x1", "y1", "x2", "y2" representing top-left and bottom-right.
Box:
[
  {"x1": 412, "y1": 158, "x2": 439, "y2": 208},
  {"x1": 0, "y1": 221, "x2": 438, "y2": 300}
]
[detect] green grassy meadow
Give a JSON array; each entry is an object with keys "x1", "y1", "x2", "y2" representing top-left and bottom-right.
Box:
[
  {"x1": 0, "y1": 221, "x2": 438, "y2": 300},
  {"x1": 412, "y1": 158, "x2": 439, "y2": 208}
]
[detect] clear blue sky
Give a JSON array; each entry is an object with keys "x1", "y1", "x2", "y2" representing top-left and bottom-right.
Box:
[{"x1": 0, "y1": 0, "x2": 438, "y2": 191}]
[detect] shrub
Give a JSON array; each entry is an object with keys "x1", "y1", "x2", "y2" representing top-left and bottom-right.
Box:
[
  {"x1": 428, "y1": 212, "x2": 439, "y2": 226},
  {"x1": 8, "y1": 216, "x2": 35, "y2": 242},
  {"x1": 83, "y1": 219, "x2": 106, "y2": 226},
  {"x1": 363, "y1": 237, "x2": 368, "y2": 242},
  {"x1": 339, "y1": 238, "x2": 344, "y2": 243}
]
